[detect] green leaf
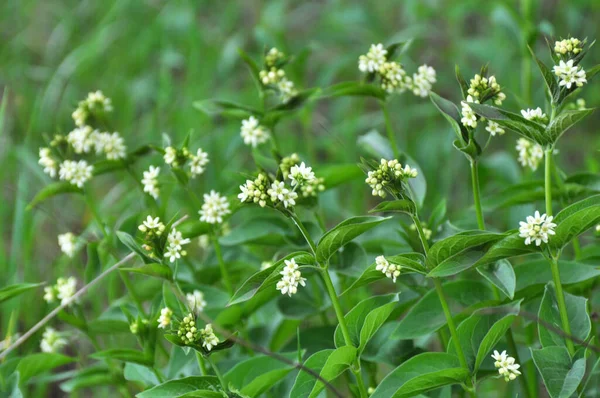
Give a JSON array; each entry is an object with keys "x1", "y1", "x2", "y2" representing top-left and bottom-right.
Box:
[
  {"x1": 0, "y1": 283, "x2": 42, "y2": 304},
  {"x1": 528, "y1": 46, "x2": 559, "y2": 101},
  {"x1": 177, "y1": 220, "x2": 211, "y2": 239},
  {"x1": 531, "y1": 346, "x2": 586, "y2": 398},
  {"x1": 27, "y1": 182, "x2": 82, "y2": 210},
  {"x1": 550, "y1": 194, "x2": 600, "y2": 250},
  {"x1": 268, "y1": 88, "x2": 320, "y2": 113},
  {"x1": 90, "y1": 349, "x2": 153, "y2": 366},
  {"x1": 220, "y1": 217, "x2": 290, "y2": 246},
  {"x1": 60, "y1": 367, "x2": 114, "y2": 392},
  {"x1": 318, "y1": 164, "x2": 363, "y2": 189},
  {"x1": 319, "y1": 81, "x2": 387, "y2": 100},
  {"x1": 393, "y1": 280, "x2": 495, "y2": 340},
  {"x1": 538, "y1": 282, "x2": 590, "y2": 348},
  {"x1": 476, "y1": 260, "x2": 516, "y2": 299},
  {"x1": 224, "y1": 353, "x2": 296, "y2": 397},
  {"x1": 334, "y1": 294, "x2": 398, "y2": 352},
  {"x1": 237, "y1": 48, "x2": 261, "y2": 84},
  {"x1": 343, "y1": 253, "x2": 427, "y2": 294},
  {"x1": 515, "y1": 259, "x2": 600, "y2": 292},
  {"x1": 229, "y1": 252, "x2": 315, "y2": 305},
  {"x1": 192, "y1": 99, "x2": 261, "y2": 119},
  {"x1": 84, "y1": 242, "x2": 101, "y2": 283},
  {"x1": 136, "y1": 376, "x2": 221, "y2": 398},
  {"x1": 124, "y1": 363, "x2": 159, "y2": 388},
  {"x1": 454, "y1": 65, "x2": 469, "y2": 98},
  {"x1": 369, "y1": 199, "x2": 416, "y2": 216},
  {"x1": 471, "y1": 232, "x2": 536, "y2": 268},
  {"x1": 546, "y1": 108, "x2": 594, "y2": 144},
  {"x1": 116, "y1": 231, "x2": 156, "y2": 264},
  {"x1": 426, "y1": 231, "x2": 508, "y2": 277},
  {"x1": 429, "y1": 92, "x2": 469, "y2": 143},
  {"x1": 316, "y1": 216, "x2": 390, "y2": 263},
  {"x1": 370, "y1": 352, "x2": 469, "y2": 398},
  {"x1": 17, "y1": 353, "x2": 75, "y2": 383},
  {"x1": 121, "y1": 263, "x2": 173, "y2": 281},
  {"x1": 468, "y1": 103, "x2": 549, "y2": 146}
]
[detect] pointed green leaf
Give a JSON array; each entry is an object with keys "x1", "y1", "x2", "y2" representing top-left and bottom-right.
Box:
[
  {"x1": 116, "y1": 231, "x2": 156, "y2": 264},
  {"x1": 91, "y1": 349, "x2": 153, "y2": 366},
  {"x1": 531, "y1": 346, "x2": 586, "y2": 398},
  {"x1": 121, "y1": 263, "x2": 173, "y2": 281},
  {"x1": 429, "y1": 92, "x2": 469, "y2": 143},
  {"x1": 369, "y1": 199, "x2": 416, "y2": 216},
  {"x1": 319, "y1": 81, "x2": 387, "y2": 100},
  {"x1": 17, "y1": 353, "x2": 75, "y2": 383},
  {"x1": 546, "y1": 108, "x2": 594, "y2": 143},
  {"x1": 27, "y1": 182, "x2": 82, "y2": 210},
  {"x1": 0, "y1": 283, "x2": 42, "y2": 304},
  {"x1": 476, "y1": 260, "x2": 516, "y2": 299},
  {"x1": 550, "y1": 195, "x2": 600, "y2": 250},
  {"x1": 137, "y1": 376, "x2": 221, "y2": 398},
  {"x1": 224, "y1": 353, "x2": 296, "y2": 397}
]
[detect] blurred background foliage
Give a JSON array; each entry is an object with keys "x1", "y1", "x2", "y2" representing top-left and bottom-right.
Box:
[{"x1": 0, "y1": 0, "x2": 599, "y2": 395}]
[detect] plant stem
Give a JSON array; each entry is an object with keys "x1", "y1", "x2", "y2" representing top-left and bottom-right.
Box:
[
  {"x1": 411, "y1": 215, "x2": 430, "y2": 252},
  {"x1": 549, "y1": 256, "x2": 575, "y2": 356},
  {"x1": 289, "y1": 212, "x2": 318, "y2": 255},
  {"x1": 84, "y1": 189, "x2": 108, "y2": 236},
  {"x1": 195, "y1": 351, "x2": 208, "y2": 375},
  {"x1": 470, "y1": 160, "x2": 485, "y2": 230},
  {"x1": 433, "y1": 278, "x2": 469, "y2": 369},
  {"x1": 320, "y1": 267, "x2": 352, "y2": 347},
  {"x1": 352, "y1": 367, "x2": 368, "y2": 398},
  {"x1": 207, "y1": 355, "x2": 227, "y2": 392},
  {"x1": 506, "y1": 328, "x2": 531, "y2": 398},
  {"x1": 212, "y1": 233, "x2": 233, "y2": 296},
  {"x1": 544, "y1": 148, "x2": 553, "y2": 216},
  {"x1": 382, "y1": 102, "x2": 399, "y2": 159},
  {"x1": 118, "y1": 270, "x2": 146, "y2": 316}
]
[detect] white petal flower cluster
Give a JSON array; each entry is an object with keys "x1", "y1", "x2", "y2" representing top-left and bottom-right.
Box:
[
  {"x1": 189, "y1": 148, "x2": 209, "y2": 177},
  {"x1": 409, "y1": 223, "x2": 432, "y2": 240},
  {"x1": 58, "y1": 160, "x2": 93, "y2": 188},
  {"x1": 259, "y1": 48, "x2": 298, "y2": 102},
  {"x1": 485, "y1": 120, "x2": 505, "y2": 136},
  {"x1": 138, "y1": 216, "x2": 166, "y2": 236},
  {"x1": 375, "y1": 255, "x2": 401, "y2": 282},
  {"x1": 164, "y1": 228, "x2": 190, "y2": 263},
  {"x1": 289, "y1": 162, "x2": 316, "y2": 186},
  {"x1": 177, "y1": 313, "x2": 199, "y2": 345},
  {"x1": 58, "y1": 232, "x2": 78, "y2": 258},
  {"x1": 553, "y1": 60, "x2": 587, "y2": 89},
  {"x1": 157, "y1": 307, "x2": 172, "y2": 329},
  {"x1": 521, "y1": 107, "x2": 548, "y2": 123},
  {"x1": 467, "y1": 74, "x2": 506, "y2": 106},
  {"x1": 554, "y1": 37, "x2": 582, "y2": 57},
  {"x1": 40, "y1": 327, "x2": 67, "y2": 353},
  {"x1": 519, "y1": 211, "x2": 557, "y2": 246},
  {"x1": 240, "y1": 116, "x2": 270, "y2": 148},
  {"x1": 379, "y1": 61, "x2": 411, "y2": 93},
  {"x1": 94, "y1": 131, "x2": 127, "y2": 160},
  {"x1": 282, "y1": 156, "x2": 325, "y2": 198},
  {"x1": 164, "y1": 146, "x2": 177, "y2": 165},
  {"x1": 67, "y1": 126, "x2": 95, "y2": 154},
  {"x1": 267, "y1": 181, "x2": 298, "y2": 208},
  {"x1": 186, "y1": 290, "x2": 207, "y2": 313},
  {"x1": 276, "y1": 259, "x2": 307, "y2": 297},
  {"x1": 358, "y1": 44, "x2": 388, "y2": 73},
  {"x1": 365, "y1": 158, "x2": 418, "y2": 198},
  {"x1": 199, "y1": 190, "x2": 231, "y2": 224},
  {"x1": 44, "y1": 277, "x2": 77, "y2": 306},
  {"x1": 238, "y1": 173, "x2": 270, "y2": 207},
  {"x1": 299, "y1": 177, "x2": 326, "y2": 198},
  {"x1": 39, "y1": 148, "x2": 58, "y2": 178},
  {"x1": 72, "y1": 90, "x2": 113, "y2": 127},
  {"x1": 516, "y1": 138, "x2": 544, "y2": 170},
  {"x1": 491, "y1": 350, "x2": 521, "y2": 382},
  {"x1": 142, "y1": 165, "x2": 160, "y2": 199},
  {"x1": 200, "y1": 323, "x2": 219, "y2": 351},
  {"x1": 460, "y1": 95, "x2": 479, "y2": 128},
  {"x1": 411, "y1": 64, "x2": 437, "y2": 97},
  {"x1": 280, "y1": 153, "x2": 301, "y2": 178},
  {"x1": 163, "y1": 145, "x2": 209, "y2": 177}
]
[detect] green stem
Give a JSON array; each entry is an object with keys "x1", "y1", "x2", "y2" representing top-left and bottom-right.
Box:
[
  {"x1": 352, "y1": 367, "x2": 368, "y2": 398},
  {"x1": 84, "y1": 189, "x2": 108, "y2": 236},
  {"x1": 289, "y1": 212, "x2": 318, "y2": 255},
  {"x1": 544, "y1": 148, "x2": 553, "y2": 216},
  {"x1": 506, "y1": 329, "x2": 531, "y2": 398},
  {"x1": 470, "y1": 160, "x2": 485, "y2": 230},
  {"x1": 118, "y1": 270, "x2": 146, "y2": 316},
  {"x1": 411, "y1": 215, "x2": 430, "y2": 252},
  {"x1": 207, "y1": 355, "x2": 227, "y2": 392},
  {"x1": 320, "y1": 267, "x2": 352, "y2": 346},
  {"x1": 433, "y1": 278, "x2": 469, "y2": 370},
  {"x1": 212, "y1": 233, "x2": 233, "y2": 296},
  {"x1": 152, "y1": 367, "x2": 164, "y2": 383},
  {"x1": 195, "y1": 351, "x2": 208, "y2": 375},
  {"x1": 382, "y1": 102, "x2": 399, "y2": 158},
  {"x1": 549, "y1": 256, "x2": 575, "y2": 356}
]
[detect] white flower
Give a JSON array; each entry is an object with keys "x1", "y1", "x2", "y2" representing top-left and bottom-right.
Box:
[
  {"x1": 199, "y1": 190, "x2": 231, "y2": 224},
  {"x1": 186, "y1": 290, "x2": 207, "y2": 313},
  {"x1": 40, "y1": 328, "x2": 67, "y2": 353},
  {"x1": 519, "y1": 211, "x2": 557, "y2": 246},
  {"x1": 516, "y1": 138, "x2": 544, "y2": 170},
  {"x1": 157, "y1": 307, "x2": 172, "y2": 329},
  {"x1": 58, "y1": 232, "x2": 77, "y2": 257},
  {"x1": 365, "y1": 158, "x2": 417, "y2": 198},
  {"x1": 277, "y1": 78, "x2": 298, "y2": 102},
  {"x1": 553, "y1": 60, "x2": 587, "y2": 89},
  {"x1": 43, "y1": 286, "x2": 56, "y2": 303},
  {"x1": 240, "y1": 116, "x2": 270, "y2": 148},
  {"x1": 289, "y1": 162, "x2": 316, "y2": 186},
  {"x1": 67, "y1": 126, "x2": 95, "y2": 154},
  {"x1": 56, "y1": 277, "x2": 77, "y2": 305},
  {"x1": 460, "y1": 95, "x2": 478, "y2": 128},
  {"x1": 267, "y1": 181, "x2": 297, "y2": 208},
  {"x1": 142, "y1": 165, "x2": 160, "y2": 199},
  {"x1": 375, "y1": 255, "x2": 401, "y2": 282},
  {"x1": 164, "y1": 228, "x2": 190, "y2": 263},
  {"x1": 189, "y1": 148, "x2": 209, "y2": 177},
  {"x1": 596, "y1": 224, "x2": 600, "y2": 233},
  {"x1": 411, "y1": 64, "x2": 436, "y2": 97},
  {"x1": 259, "y1": 67, "x2": 286, "y2": 85},
  {"x1": 358, "y1": 43, "x2": 387, "y2": 73},
  {"x1": 491, "y1": 350, "x2": 521, "y2": 382},
  {"x1": 200, "y1": 324, "x2": 219, "y2": 351},
  {"x1": 276, "y1": 258, "x2": 307, "y2": 297},
  {"x1": 554, "y1": 38, "x2": 582, "y2": 56},
  {"x1": 58, "y1": 160, "x2": 93, "y2": 188},
  {"x1": 164, "y1": 146, "x2": 177, "y2": 165},
  {"x1": 379, "y1": 61, "x2": 410, "y2": 93},
  {"x1": 520, "y1": 107, "x2": 547, "y2": 123},
  {"x1": 94, "y1": 132, "x2": 126, "y2": 160},
  {"x1": 38, "y1": 148, "x2": 57, "y2": 178},
  {"x1": 86, "y1": 90, "x2": 113, "y2": 112},
  {"x1": 238, "y1": 174, "x2": 270, "y2": 207},
  {"x1": 138, "y1": 215, "x2": 166, "y2": 235},
  {"x1": 485, "y1": 120, "x2": 505, "y2": 136}
]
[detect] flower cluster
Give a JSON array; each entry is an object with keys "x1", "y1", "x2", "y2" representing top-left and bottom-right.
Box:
[
  {"x1": 58, "y1": 160, "x2": 93, "y2": 188},
  {"x1": 177, "y1": 313, "x2": 199, "y2": 345},
  {"x1": 379, "y1": 61, "x2": 411, "y2": 93},
  {"x1": 164, "y1": 228, "x2": 190, "y2": 263},
  {"x1": 519, "y1": 211, "x2": 557, "y2": 246},
  {"x1": 409, "y1": 223, "x2": 432, "y2": 240},
  {"x1": 199, "y1": 190, "x2": 231, "y2": 224},
  {"x1": 200, "y1": 323, "x2": 220, "y2": 351},
  {"x1": 157, "y1": 307, "x2": 172, "y2": 329},
  {"x1": 186, "y1": 290, "x2": 207, "y2": 313},
  {"x1": 276, "y1": 259, "x2": 307, "y2": 297},
  {"x1": 130, "y1": 318, "x2": 148, "y2": 335},
  {"x1": 279, "y1": 153, "x2": 301, "y2": 178},
  {"x1": 240, "y1": 116, "x2": 270, "y2": 148},
  {"x1": 516, "y1": 138, "x2": 544, "y2": 170},
  {"x1": 138, "y1": 216, "x2": 166, "y2": 255},
  {"x1": 142, "y1": 165, "x2": 160, "y2": 199},
  {"x1": 411, "y1": 64, "x2": 437, "y2": 97},
  {"x1": 554, "y1": 37, "x2": 583, "y2": 57},
  {"x1": 375, "y1": 255, "x2": 401, "y2": 282},
  {"x1": 38, "y1": 148, "x2": 58, "y2": 178},
  {"x1": 467, "y1": 74, "x2": 506, "y2": 106},
  {"x1": 58, "y1": 232, "x2": 78, "y2": 257},
  {"x1": 258, "y1": 47, "x2": 298, "y2": 102},
  {"x1": 491, "y1": 350, "x2": 521, "y2": 382},
  {"x1": 460, "y1": 96, "x2": 478, "y2": 128},
  {"x1": 163, "y1": 145, "x2": 209, "y2": 178},
  {"x1": 267, "y1": 181, "x2": 298, "y2": 208},
  {"x1": 44, "y1": 277, "x2": 77, "y2": 306},
  {"x1": 40, "y1": 328, "x2": 67, "y2": 353},
  {"x1": 485, "y1": 120, "x2": 505, "y2": 136},
  {"x1": 280, "y1": 155, "x2": 326, "y2": 198},
  {"x1": 238, "y1": 173, "x2": 270, "y2": 207},
  {"x1": 365, "y1": 158, "x2": 418, "y2": 198},
  {"x1": 521, "y1": 107, "x2": 548, "y2": 123},
  {"x1": 72, "y1": 90, "x2": 113, "y2": 127},
  {"x1": 553, "y1": 59, "x2": 587, "y2": 89},
  {"x1": 358, "y1": 44, "x2": 387, "y2": 73}
]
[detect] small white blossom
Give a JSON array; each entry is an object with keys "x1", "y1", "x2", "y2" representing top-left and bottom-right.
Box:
[
  {"x1": 411, "y1": 64, "x2": 436, "y2": 97},
  {"x1": 240, "y1": 116, "x2": 270, "y2": 148},
  {"x1": 164, "y1": 146, "x2": 177, "y2": 165},
  {"x1": 199, "y1": 190, "x2": 231, "y2": 224},
  {"x1": 186, "y1": 290, "x2": 207, "y2": 313},
  {"x1": 289, "y1": 162, "x2": 316, "y2": 186},
  {"x1": 519, "y1": 211, "x2": 557, "y2": 246},
  {"x1": 164, "y1": 228, "x2": 190, "y2": 263},
  {"x1": 358, "y1": 44, "x2": 387, "y2": 73},
  {"x1": 58, "y1": 232, "x2": 77, "y2": 257},
  {"x1": 277, "y1": 78, "x2": 298, "y2": 102},
  {"x1": 492, "y1": 350, "x2": 521, "y2": 382},
  {"x1": 38, "y1": 148, "x2": 58, "y2": 178},
  {"x1": 521, "y1": 107, "x2": 547, "y2": 123},
  {"x1": 267, "y1": 181, "x2": 297, "y2": 208},
  {"x1": 157, "y1": 307, "x2": 172, "y2": 329},
  {"x1": 365, "y1": 158, "x2": 417, "y2": 198},
  {"x1": 67, "y1": 126, "x2": 95, "y2": 154},
  {"x1": 460, "y1": 95, "x2": 478, "y2": 128},
  {"x1": 553, "y1": 60, "x2": 587, "y2": 89},
  {"x1": 94, "y1": 132, "x2": 126, "y2": 160},
  {"x1": 375, "y1": 255, "x2": 401, "y2": 282},
  {"x1": 485, "y1": 120, "x2": 505, "y2": 136},
  {"x1": 199, "y1": 324, "x2": 219, "y2": 351},
  {"x1": 189, "y1": 148, "x2": 209, "y2": 177},
  {"x1": 276, "y1": 258, "x2": 307, "y2": 297},
  {"x1": 142, "y1": 165, "x2": 160, "y2": 199},
  {"x1": 56, "y1": 277, "x2": 77, "y2": 305},
  {"x1": 40, "y1": 328, "x2": 67, "y2": 353},
  {"x1": 43, "y1": 286, "x2": 57, "y2": 303},
  {"x1": 238, "y1": 174, "x2": 269, "y2": 207},
  {"x1": 138, "y1": 216, "x2": 166, "y2": 234},
  {"x1": 58, "y1": 160, "x2": 93, "y2": 188},
  {"x1": 516, "y1": 138, "x2": 544, "y2": 170},
  {"x1": 379, "y1": 61, "x2": 410, "y2": 93},
  {"x1": 259, "y1": 67, "x2": 286, "y2": 85}
]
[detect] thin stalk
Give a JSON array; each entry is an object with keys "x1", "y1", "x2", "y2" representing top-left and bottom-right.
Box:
[
  {"x1": 195, "y1": 351, "x2": 208, "y2": 375},
  {"x1": 469, "y1": 160, "x2": 485, "y2": 230},
  {"x1": 212, "y1": 233, "x2": 233, "y2": 296},
  {"x1": 207, "y1": 355, "x2": 227, "y2": 392},
  {"x1": 382, "y1": 103, "x2": 399, "y2": 158},
  {"x1": 544, "y1": 148, "x2": 553, "y2": 216},
  {"x1": 118, "y1": 270, "x2": 146, "y2": 316},
  {"x1": 352, "y1": 367, "x2": 368, "y2": 398},
  {"x1": 288, "y1": 212, "x2": 318, "y2": 255},
  {"x1": 506, "y1": 328, "x2": 531, "y2": 398},
  {"x1": 152, "y1": 367, "x2": 165, "y2": 383},
  {"x1": 320, "y1": 267, "x2": 352, "y2": 347},
  {"x1": 549, "y1": 256, "x2": 575, "y2": 356},
  {"x1": 84, "y1": 189, "x2": 108, "y2": 236}
]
